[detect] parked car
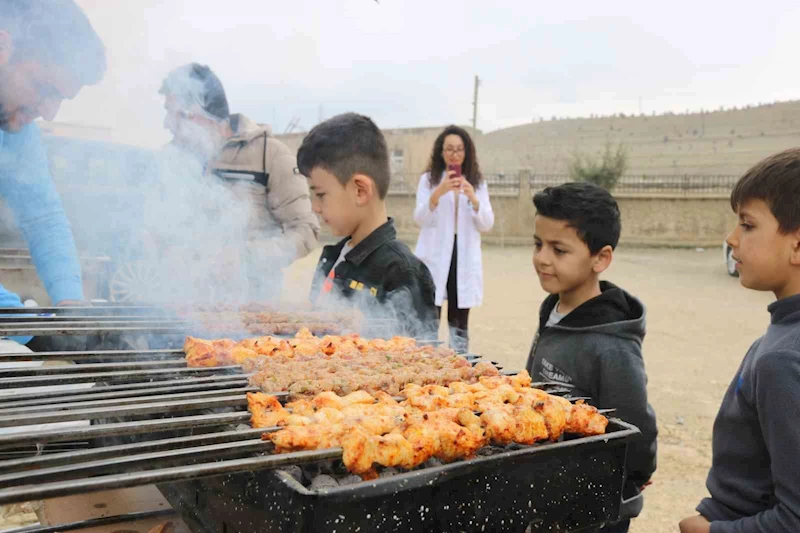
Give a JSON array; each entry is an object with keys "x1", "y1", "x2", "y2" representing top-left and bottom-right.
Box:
[{"x1": 723, "y1": 241, "x2": 738, "y2": 277}]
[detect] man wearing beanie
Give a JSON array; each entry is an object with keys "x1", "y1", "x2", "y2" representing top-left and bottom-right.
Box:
[{"x1": 157, "y1": 63, "x2": 320, "y2": 302}]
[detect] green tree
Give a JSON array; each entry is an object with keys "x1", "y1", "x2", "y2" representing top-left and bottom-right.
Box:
[{"x1": 568, "y1": 142, "x2": 628, "y2": 190}]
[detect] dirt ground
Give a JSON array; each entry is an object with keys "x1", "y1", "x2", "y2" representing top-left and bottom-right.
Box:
[
  {"x1": 289, "y1": 244, "x2": 773, "y2": 533},
  {"x1": 1, "y1": 245, "x2": 771, "y2": 533}
]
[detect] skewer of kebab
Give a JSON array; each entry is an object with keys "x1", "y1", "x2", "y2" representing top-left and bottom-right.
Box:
[
  {"x1": 247, "y1": 370, "x2": 609, "y2": 480},
  {"x1": 186, "y1": 330, "x2": 500, "y2": 398},
  {"x1": 184, "y1": 328, "x2": 421, "y2": 367}
]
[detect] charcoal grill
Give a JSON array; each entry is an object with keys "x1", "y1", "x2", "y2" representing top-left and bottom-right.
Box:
[{"x1": 0, "y1": 309, "x2": 639, "y2": 533}]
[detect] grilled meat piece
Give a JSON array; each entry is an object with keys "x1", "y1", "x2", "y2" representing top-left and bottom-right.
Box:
[
  {"x1": 184, "y1": 336, "x2": 236, "y2": 367},
  {"x1": 480, "y1": 406, "x2": 549, "y2": 445},
  {"x1": 247, "y1": 392, "x2": 290, "y2": 428},
  {"x1": 566, "y1": 400, "x2": 609, "y2": 436}
]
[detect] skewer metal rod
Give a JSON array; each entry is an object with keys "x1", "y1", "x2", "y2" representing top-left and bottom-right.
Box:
[
  {"x1": 0, "y1": 447, "x2": 343, "y2": 505},
  {"x1": 0, "y1": 411, "x2": 250, "y2": 448},
  {"x1": 531, "y1": 381, "x2": 575, "y2": 388},
  {"x1": 0, "y1": 306, "x2": 163, "y2": 315},
  {"x1": 0, "y1": 374, "x2": 251, "y2": 404},
  {"x1": 0, "y1": 427, "x2": 267, "y2": 473},
  {"x1": 0, "y1": 437, "x2": 277, "y2": 488},
  {"x1": 0, "y1": 443, "x2": 89, "y2": 459},
  {"x1": 0, "y1": 316, "x2": 181, "y2": 323},
  {"x1": 0, "y1": 387, "x2": 259, "y2": 415},
  {"x1": 0, "y1": 320, "x2": 192, "y2": 329},
  {"x1": 0, "y1": 395, "x2": 248, "y2": 427},
  {"x1": 0, "y1": 326, "x2": 191, "y2": 336},
  {"x1": 0, "y1": 326, "x2": 307, "y2": 337},
  {"x1": 7, "y1": 509, "x2": 177, "y2": 533},
  {"x1": 0, "y1": 349, "x2": 184, "y2": 362},
  {"x1": 0, "y1": 360, "x2": 187, "y2": 377},
  {"x1": 0, "y1": 366, "x2": 243, "y2": 389}
]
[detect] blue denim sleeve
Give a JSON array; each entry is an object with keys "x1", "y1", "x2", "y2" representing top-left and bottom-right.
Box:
[{"x1": 0, "y1": 124, "x2": 84, "y2": 313}]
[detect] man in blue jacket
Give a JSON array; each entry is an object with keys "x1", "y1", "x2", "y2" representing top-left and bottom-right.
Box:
[{"x1": 0, "y1": 0, "x2": 106, "y2": 349}]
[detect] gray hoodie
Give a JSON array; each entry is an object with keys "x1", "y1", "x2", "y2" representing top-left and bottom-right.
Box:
[
  {"x1": 525, "y1": 281, "x2": 658, "y2": 521},
  {"x1": 697, "y1": 294, "x2": 800, "y2": 533}
]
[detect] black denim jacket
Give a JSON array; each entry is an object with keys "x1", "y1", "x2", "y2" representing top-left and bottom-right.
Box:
[{"x1": 309, "y1": 219, "x2": 438, "y2": 339}]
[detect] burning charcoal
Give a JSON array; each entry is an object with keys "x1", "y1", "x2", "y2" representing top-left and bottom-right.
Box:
[
  {"x1": 378, "y1": 467, "x2": 399, "y2": 478},
  {"x1": 330, "y1": 460, "x2": 350, "y2": 476},
  {"x1": 301, "y1": 463, "x2": 323, "y2": 483},
  {"x1": 338, "y1": 475, "x2": 363, "y2": 486},
  {"x1": 282, "y1": 466, "x2": 303, "y2": 484},
  {"x1": 310, "y1": 475, "x2": 338, "y2": 491}
]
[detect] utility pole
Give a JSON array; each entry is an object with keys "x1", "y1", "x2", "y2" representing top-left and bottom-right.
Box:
[{"x1": 472, "y1": 75, "x2": 480, "y2": 131}]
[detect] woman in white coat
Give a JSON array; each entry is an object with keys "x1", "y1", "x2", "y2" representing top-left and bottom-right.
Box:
[{"x1": 414, "y1": 126, "x2": 494, "y2": 353}]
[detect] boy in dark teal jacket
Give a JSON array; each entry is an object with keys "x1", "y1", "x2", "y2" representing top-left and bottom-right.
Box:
[
  {"x1": 525, "y1": 182, "x2": 657, "y2": 533},
  {"x1": 680, "y1": 149, "x2": 800, "y2": 533}
]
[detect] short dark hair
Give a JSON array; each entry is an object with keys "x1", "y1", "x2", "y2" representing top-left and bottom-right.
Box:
[
  {"x1": 297, "y1": 113, "x2": 391, "y2": 199},
  {"x1": 730, "y1": 148, "x2": 800, "y2": 233},
  {"x1": 1, "y1": 0, "x2": 106, "y2": 86},
  {"x1": 533, "y1": 182, "x2": 621, "y2": 254},
  {"x1": 160, "y1": 63, "x2": 230, "y2": 121}
]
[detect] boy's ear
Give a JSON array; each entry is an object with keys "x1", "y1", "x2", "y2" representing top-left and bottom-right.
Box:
[
  {"x1": 592, "y1": 245, "x2": 614, "y2": 274},
  {"x1": 351, "y1": 174, "x2": 375, "y2": 206},
  {"x1": 789, "y1": 228, "x2": 800, "y2": 266}
]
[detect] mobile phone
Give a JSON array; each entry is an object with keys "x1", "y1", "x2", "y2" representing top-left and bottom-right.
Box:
[{"x1": 448, "y1": 164, "x2": 461, "y2": 178}]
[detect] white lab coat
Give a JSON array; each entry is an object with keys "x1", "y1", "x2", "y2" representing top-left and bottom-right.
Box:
[{"x1": 413, "y1": 172, "x2": 494, "y2": 309}]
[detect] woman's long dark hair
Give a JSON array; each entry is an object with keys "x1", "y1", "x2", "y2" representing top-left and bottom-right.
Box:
[{"x1": 426, "y1": 125, "x2": 483, "y2": 187}]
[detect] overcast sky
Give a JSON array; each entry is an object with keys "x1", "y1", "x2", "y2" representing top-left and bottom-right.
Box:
[{"x1": 57, "y1": 0, "x2": 800, "y2": 147}]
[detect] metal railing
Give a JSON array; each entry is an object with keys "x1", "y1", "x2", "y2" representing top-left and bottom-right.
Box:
[
  {"x1": 387, "y1": 172, "x2": 739, "y2": 196},
  {"x1": 387, "y1": 173, "x2": 521, "y2": 196},
  {"x1": 484, "y1": 173, "x2": 521, "y2": 196},
  {"x1": 529, "y1": 174, "x2": 738, "y2": 194}
]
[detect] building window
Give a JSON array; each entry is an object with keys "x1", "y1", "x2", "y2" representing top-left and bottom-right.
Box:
[{"x1": 391, "y1": 149, "x2": 404, "y2": 174}]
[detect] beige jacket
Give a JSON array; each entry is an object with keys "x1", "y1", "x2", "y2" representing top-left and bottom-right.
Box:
[{"x1": 209, "y1": 114, "x2": 320, "y2": 267}]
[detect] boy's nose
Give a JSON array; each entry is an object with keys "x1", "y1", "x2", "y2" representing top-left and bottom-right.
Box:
[
  {"x1": 535, "y1": 246, "x2": 550, "y2": 260},
  {"x1": 725, "y1": 226, "x2": 739, "y2": 249}
]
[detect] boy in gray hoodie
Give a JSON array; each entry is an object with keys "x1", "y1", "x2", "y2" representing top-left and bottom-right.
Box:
[
  {"x1": 524, "y1": 182, "x2": 657, "y2": 533},
  {"x1": 680, "y1": 148, "x2": 800, "y2": 533}
]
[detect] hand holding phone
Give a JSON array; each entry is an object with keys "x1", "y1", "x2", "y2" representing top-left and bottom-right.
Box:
[{"x1": 447, "y1": 164, "x2": 462, "y2": 178}]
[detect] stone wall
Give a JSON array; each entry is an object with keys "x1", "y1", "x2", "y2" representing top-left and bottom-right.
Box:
[{"x1": 373, "y1": 174, "x2": 737, "y2": 248}]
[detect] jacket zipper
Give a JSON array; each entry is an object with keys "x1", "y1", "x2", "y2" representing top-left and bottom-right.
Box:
[{"x1": 530, "y1": 329, "x2": 541, "y2": 357}]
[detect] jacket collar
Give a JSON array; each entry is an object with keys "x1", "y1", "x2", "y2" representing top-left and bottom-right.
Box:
[
  {"x1": 768, "y1": 293, "x2": 800, "y2": 325},
  {"x1": 332, "y1": 218, "x2": 396, "y2": 267},
  {"x1": 227, "y1": 114, "x2": 272, "y2": 144},
  {"x1": 538, "y1": 280, "x2": 644, "y2": 332}
]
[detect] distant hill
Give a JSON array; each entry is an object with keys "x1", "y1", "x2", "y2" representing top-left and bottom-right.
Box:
[{"x1": 476, "y1": 100, "x2": 800, "y2": 176}]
